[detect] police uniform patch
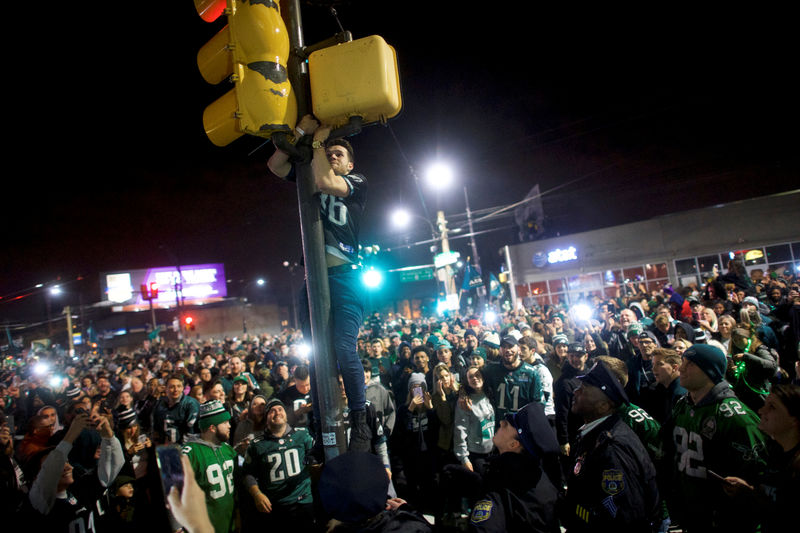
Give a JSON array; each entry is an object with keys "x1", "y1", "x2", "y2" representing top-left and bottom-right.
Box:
[
  {"x1": 470, "y1": 499, "x2": 494, "y2": 524},
  {"x1": 601, "y1": 469, "x2": 625, "y2": 495}
]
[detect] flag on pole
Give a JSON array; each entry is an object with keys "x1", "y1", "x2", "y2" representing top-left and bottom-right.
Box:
[
  {"x1": 489, "y1": 273, "x2": 503, "y2": 297},
  {"x1": 462, "y1": 265, "x2": 484, "y2": 291}
]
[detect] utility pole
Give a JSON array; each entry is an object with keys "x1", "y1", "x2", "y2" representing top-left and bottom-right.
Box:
[
  {"x1": 464, "y1": 186, "x2": 486, "y2": 306},
  {"x1": 283, "y1": 0, "x2": 347, "y2": 459},
  {"x1": 65, "y1": 306, "x2": 74, "y2": 354}
]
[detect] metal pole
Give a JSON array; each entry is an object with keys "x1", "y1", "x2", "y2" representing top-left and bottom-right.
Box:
[
  {"x1": 65, "y1": 306, "x2": 74, "y2": 354},
  {"x1": 464, "y1": 186, "x2": 486, "y2": 306},
  {"x1": 284, "y1": 0, "x2": 346, "y2": 459}
]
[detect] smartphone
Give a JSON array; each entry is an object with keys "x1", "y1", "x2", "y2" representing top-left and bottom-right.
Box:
[
  {"x1": 156, "y1": 445, "x2": 184, "y2": 497},
  {"x1": 413, "y1": 385, "x2": 423, "y2": 400},
  {"x1": 138, "y1": 434, "x2": 148, "y2": 444}
]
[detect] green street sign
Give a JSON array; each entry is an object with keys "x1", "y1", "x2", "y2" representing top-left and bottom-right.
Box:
[{"x1": 400, "y1": 268, "x2": 434, "y2": 283}]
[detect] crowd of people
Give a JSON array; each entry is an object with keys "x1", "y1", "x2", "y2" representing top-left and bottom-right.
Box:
[{"x1": 1, "y1": 264, "x2": 799, "y2": 532}]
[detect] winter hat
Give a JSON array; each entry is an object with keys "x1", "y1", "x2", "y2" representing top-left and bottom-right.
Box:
[
  {"x1": 408, "y1": 372, "x2": 427, "y2": 392},
  {"x1": 199, "y1": 399, "x2": 231, "y2": 430},
  {"x1": 742, "y1": 296, "x2": 760, "y2": 307},
  {"x1": 319, "y1": 451, "x2": 389, "y2": 523},
  {"x1": 683, "y1": 344, "x2": 727, "y2": 384},
  {"x1": 626, "y1": 322, "x2": 644, "y2": 338},
  {"x1": 65, "y1": 385, "x2": 82, "y2": 400},
  {"x1": 264, "y1": 398, "x2": 285, "y2": 414},
  {"x1": 117, "y1": 408, "x2": 139, "y2": 429},
  {"x1": 692, "y1": 327, "x2": 708, "y2": 343},
  {"x1": 552, "y1": 334, "x2": 569, "y2": 346},
  {"x1": 482, "y1": 332, "x2": 500, "y2": 349}
]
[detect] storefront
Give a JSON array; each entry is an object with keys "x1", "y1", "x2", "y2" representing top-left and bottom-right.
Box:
[{"x1": 502, "y1": 191, "x2": 800, "y2": 309}]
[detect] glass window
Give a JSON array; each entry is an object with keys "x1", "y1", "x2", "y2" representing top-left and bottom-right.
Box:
[
  {"x1": 529, "y1": 281, "x2": 548, "y2": 297},
  {"x1": 792, "y1": 242, "x2": 800, "y2": 260},
  {"x1": 603, "y1": 270, "x2": 623, "y2": 286},
  {"x1": 675, "y1": 258, "x2": 698, "y2": 277},
  {"x1": 647, "y1": 279, "x2": 668, "y2": 293},
  {"x1": 645, "y1": 263, "x2": 668, "y2": 280},
  {"x1": 743, "y1": 248, "x2": 766, "y2": 265},
  {"x1": 566, "y1": 273, "x2": 602, "y2": 292},
  {"x1": 548, "y1": 278, "x2": 564, "y2": 293},
  {"x1": 697, "y1": 255, "x2": 720, "y2": 273},
  {"x1": 622, "y1": 266, "x2": 645, "y2": 283},
  {"x1": 765, "y1": 244, "x2": 792, "y2": 264},
  {"x1": 604, "y1": 286, "x2": 618, "y2": 299}
]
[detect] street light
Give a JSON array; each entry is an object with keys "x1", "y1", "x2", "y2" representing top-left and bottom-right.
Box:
[
  {"x1": 425, "y1": 161, "x2": 455, "y2": 190},
  {"x1": 241, "y1": 277, "x2": 266, "y2": 334}
]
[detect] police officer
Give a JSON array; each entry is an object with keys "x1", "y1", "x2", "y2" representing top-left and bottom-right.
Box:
[
  {"x1": 468, "y1": 401, "x2": 561, "y2": 533},
  {"x1": 563, "y1": 361, "x2": 659, "y2": 532}
]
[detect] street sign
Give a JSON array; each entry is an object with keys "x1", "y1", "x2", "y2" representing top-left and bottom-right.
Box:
[{"x1": 400, "y1": 268, "x2": 434, "y2": 283}]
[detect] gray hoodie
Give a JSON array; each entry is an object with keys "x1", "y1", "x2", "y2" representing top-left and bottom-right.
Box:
[{"x1": 453, "y1": 392, "x2": 495, "y2": 463}]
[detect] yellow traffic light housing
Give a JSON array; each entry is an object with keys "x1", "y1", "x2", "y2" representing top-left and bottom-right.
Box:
[
  {"x1": 309, "y1": 35, "x2": 402, "y2": 129},
  {"x1": 194, "y1": 0, "x2": 297, "y2": 147}
]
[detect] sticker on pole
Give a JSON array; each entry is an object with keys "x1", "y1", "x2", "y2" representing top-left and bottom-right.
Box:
[{"x1": 322, "y1": 432, "x2": 337, "y2": 446}]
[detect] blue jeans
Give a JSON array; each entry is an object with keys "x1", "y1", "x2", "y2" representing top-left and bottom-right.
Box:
[{"x1": 299, "y1": 268, "x2": 366, "y2": 417}]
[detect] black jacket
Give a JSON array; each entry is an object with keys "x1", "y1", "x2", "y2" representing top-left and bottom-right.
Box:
[
  {"x1": 562, "y1": 414, "x2": 659, "y2": 532},
  {"x1": 468, "y1": 452, "x2": 560, "y2": 533}
]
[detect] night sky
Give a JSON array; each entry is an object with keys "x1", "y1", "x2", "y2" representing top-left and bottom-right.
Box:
[{"x1": 3, "y1": 2, "x2": 797, "y2": 322}]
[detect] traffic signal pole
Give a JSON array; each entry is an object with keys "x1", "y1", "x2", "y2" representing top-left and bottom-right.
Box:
[{"x1": 282, "y1": 0, "x2": 347, "y2": 459}]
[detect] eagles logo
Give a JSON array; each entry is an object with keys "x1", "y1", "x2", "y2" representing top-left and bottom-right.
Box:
[{"x1": 701, "y1": 416, "x2": 717, "y2": 439}]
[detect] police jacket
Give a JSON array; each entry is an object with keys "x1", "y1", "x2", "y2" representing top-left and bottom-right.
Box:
[
  {"x1": 563, "y1": 414, "x2": 659, "y2": 533},
  {"x1": 468, "y1": 451, "x2": 560, "y2": 533}
]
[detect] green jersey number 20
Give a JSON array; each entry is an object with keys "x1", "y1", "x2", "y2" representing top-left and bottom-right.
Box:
[{"x1": 267, "y1": 448, "x2": 302, "y2": 482}]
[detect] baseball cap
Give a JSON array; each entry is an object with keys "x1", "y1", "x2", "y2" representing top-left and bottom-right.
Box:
[{"x1": 501, "y1": 335, "x2": 519, "y2": 347}]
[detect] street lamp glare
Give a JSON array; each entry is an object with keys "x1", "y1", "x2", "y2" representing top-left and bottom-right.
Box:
[
  {"x1": 425, "y1": 162, "x2": 454, "y2": 189},
  {"x1": 391, "y1": 208, "x2": 411, "y2": 228},
  {"x1": 256, "y1": 278, "x2": 266, "y2": 286},
  {"x1": 50, "y1": 285, "x2": 62, "y2": 296}
]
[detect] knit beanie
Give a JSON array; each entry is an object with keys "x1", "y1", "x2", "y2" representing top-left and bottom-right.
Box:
[{"x1": 683, "y1": 344, "x2": 727, "y2": 384}]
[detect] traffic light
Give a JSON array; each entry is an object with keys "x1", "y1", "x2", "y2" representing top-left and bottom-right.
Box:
[
  {"x1": 194, "y1": 0, "x2": 297, "y2": 146},
  {"x1": 149, "y1": 282, "x2": 159, "y2": 299},
  {"x1": 184, "y1": 316, "x2": 196, "y2": 331}
]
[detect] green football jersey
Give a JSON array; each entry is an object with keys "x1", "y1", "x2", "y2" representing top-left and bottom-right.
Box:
[
  {"x1": 617, "y1": 403, "x2": 662, "y2": 461},
  {"x1": 662, "y1": 386, "x2": 768, "y2": 531},
  {"x1": 243, "y1": 427, "x2": 313, "y2": 506},
  {"x1": 483, "y1": 361, "x2": 544, "y2": 422},
  {"x1": 181, "y1": 439, "x2": 238, "y2": 533}
]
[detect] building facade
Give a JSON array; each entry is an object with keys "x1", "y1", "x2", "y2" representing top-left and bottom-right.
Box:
[{"x1": 503, "y1": 191, "x2": 800, "y2": 309}]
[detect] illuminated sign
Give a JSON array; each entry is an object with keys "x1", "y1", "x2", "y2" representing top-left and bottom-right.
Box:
[
  {"x1": 101, "y1": 263, "x2": 227, "y2": 310},
  {"x1": 548, "y1": 246, "x2": 577, "y2": 264},
  {"x1": 434, "y1": 250, "x2": 460, "y2": 269}
]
